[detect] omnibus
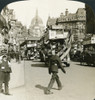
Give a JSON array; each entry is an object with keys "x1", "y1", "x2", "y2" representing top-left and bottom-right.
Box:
[{"x1": 39, "y1": 25, "x2": 71, "y2": 67}]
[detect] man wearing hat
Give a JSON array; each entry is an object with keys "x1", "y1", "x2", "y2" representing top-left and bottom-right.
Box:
[
  {"x1": 0, "y1": 55, "x2": 12, "y2": 95},
  {"x1": 45, "y1": 48, "x2": 66, "y2": 94}
]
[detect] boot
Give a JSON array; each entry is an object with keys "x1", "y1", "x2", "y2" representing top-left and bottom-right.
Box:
[{"x1": 45, "y1": 89, "x2": 53, "y2": 95}]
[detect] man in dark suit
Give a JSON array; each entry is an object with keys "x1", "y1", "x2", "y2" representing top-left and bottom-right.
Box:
[
  {"x1": 45, "y1": 49, "x2": 66, "y2": 94},
  {"x1": 0, "y1": 55, "x2": 12, "y2": 95}
]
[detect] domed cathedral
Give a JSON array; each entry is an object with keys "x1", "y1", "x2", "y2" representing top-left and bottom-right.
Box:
[{"x1": 29, "y1": 9, "x2": 44, "y2": 38}]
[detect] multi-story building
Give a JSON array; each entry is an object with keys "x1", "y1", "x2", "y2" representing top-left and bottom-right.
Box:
[
  {"x1": 1, "y1": 6, "x2": 26, "y2": 52},
  {"x1": 57, "y1": 8, "x2": 86, "y2": 42},
  {"x1": 47, "y1": 8, "x2": 86, "y2": 43},
  {"x1": 0, "y1": 7, "x2": 10, "y2": 51},
  {"x1": 1, "y1": 6, "x2": 15, "y2": 23},
  {"x1": 1, "y1": 6, "x2": 16, "y2": 46},
  {"x1": 47, "y1": 16, "x2": 57, "y2": 28}
]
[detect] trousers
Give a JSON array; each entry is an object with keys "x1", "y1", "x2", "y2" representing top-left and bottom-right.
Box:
[
  {"x1": 0, "y1": 82, "x2": 9, "y2": 93},
  {"x1": 0, "y1": 72, "x2": 10, "y2": 94},
  {"x1": 47, "y1": 72, "x2": 62, "y2": 91}
]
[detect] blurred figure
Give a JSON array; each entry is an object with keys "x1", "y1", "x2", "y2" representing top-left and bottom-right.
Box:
[
  {"x1": 27, "y1": 50, "x2": 31, "y2": 60},
  {"x1": 15, "y1": 50, "x2": 19, "y2": 62}
]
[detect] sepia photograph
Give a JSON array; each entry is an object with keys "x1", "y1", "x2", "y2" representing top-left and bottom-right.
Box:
[{"x1": 0, "y1": 0, "x2": 95, "y2": 100}]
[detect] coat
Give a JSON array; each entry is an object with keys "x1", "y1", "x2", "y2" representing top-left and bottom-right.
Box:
[
  {"x1": 0, "y1": 60, "x2": 12, "y2": 83},
  {"x1": 0, "y1": 60, "x2": 12, "y2": 73},
  {"x1": 49, "y1": 55, "x2": 66, "y2": 74}
]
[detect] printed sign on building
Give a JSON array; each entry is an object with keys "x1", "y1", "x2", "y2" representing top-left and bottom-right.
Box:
[
  {"x1": 49, "y1": 30, "x2": 56, "y2": 39},
  {"x1": 91, "y1": 37, "x2": 95, "y2": 44}
]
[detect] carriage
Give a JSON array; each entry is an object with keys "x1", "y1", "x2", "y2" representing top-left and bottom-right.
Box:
[{"x1": 80, "y1": 36, "x2": 95, "y2": 66}]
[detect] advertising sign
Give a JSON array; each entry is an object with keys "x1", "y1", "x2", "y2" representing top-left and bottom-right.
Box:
[
  {"x1": 52, "y1": 25, "x2": 63, "y2": 29},
  {"x1": 91, "y1": 37, "x2": 95, "y2": 44},
  {"x1": 63, "y1": 32, "x2": 69, "y2": 39},
  {"x1": 49, "y1": 30, "x2": 56, "y2": 39},
  {"x1": 48, "y1": 30, "x2": 68, "y2": 39},
  {"x1": 27, "y1": 43, "x2": 37, "y2": 47}
]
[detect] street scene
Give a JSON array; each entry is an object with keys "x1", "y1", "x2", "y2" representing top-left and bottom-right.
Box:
[
  {"x1": 0, "y1": 60, "x2": 95, "y2": 100},
  {"x1": 0, "y1": 0, "x2": 95, "y2": 100},
  {"x1": 24, "y1": 60, "x2": 95, "y2": 100}
]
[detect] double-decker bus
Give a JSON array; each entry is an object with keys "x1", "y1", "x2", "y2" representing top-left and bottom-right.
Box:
[{"x1": 39, "y1": 25, "x2": 72, "y2": 66}]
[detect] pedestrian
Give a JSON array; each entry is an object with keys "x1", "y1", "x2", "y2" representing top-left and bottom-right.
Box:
[
  {"x1": 16, "y1": 50, "x2": 21, "y2": 63},
  {"x1": 45, "y1": 48, "x2": 66, "y2": 94},
  {"x1": 27, "y1": 50, "x2": 31, "y2": 60},
  {"x1": 0, "y1": 55, "x2": 12, "y2": 95}
]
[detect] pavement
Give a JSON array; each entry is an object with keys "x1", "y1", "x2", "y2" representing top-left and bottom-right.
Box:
[
  {"x1": 0, "y1": 59, "x2": 95, "y2": 100},
  {"x1": 0, "y1": 59, "x2": 25, "y2": 100},
  {"x1": 0, "y1": 86, "x2": 26, "y2": 100},
  {"x1": 9, "y1": 59, "x2": 25, "y2": 88}
]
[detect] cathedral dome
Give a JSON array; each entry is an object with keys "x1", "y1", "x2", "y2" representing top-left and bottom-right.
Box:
[
  {"x1": 31, "y1": 16, "x2": 43, "y2": 26},
  {"x1": 29, "y1": 10, "x2": 44, "y2": 38},
  {"x1": 31, "y1": 10, "x2": 43, "y2": 26}
]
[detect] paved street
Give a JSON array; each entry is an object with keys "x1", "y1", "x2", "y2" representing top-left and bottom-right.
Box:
[
  {"x1": 24, "y1": 60, "x2": 95, "y2": 100},
  {"x1": 0, "y1": 60, "x2": 95, "y2": 100},
  {"x1": 0, "y1": 1, "x2": 95, "y2": 100}
]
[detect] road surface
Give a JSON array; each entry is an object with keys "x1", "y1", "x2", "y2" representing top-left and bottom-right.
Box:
[
  {"x1": 0, "y1": 60, "x2": 95, "y2": 100},
  {"x1": 24, "y1": 60, "x2": 95, "y2": 100}
]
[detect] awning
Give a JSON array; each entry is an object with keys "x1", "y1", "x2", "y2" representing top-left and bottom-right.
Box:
[
  {"x1": 0, "y1": 14, "x2": 7, "y2": 33},
  {"x1": 20, "y1": 41, "x2": 27, "y2": 47},
  {"x1": 0, "y1": 14, "x2": 6, "y2": 28}
]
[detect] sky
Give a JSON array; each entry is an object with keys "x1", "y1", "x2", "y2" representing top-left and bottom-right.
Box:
[{"x1": 7, "y1": 0, "x2": 85, "y2": 28}]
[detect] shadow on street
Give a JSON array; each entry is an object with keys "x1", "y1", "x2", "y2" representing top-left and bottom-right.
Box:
[
  {"x1": 35, "y1": 84, "x2": 47, "y2": 94},
  {"x1": 35, "y1": 84, "x2": 59, "y2": 94},
  {"x1": 75, "y1": 63, "x2": 95, "y2": 68},
  {"x1": 31, "y1": 64, "x2": 48, "y2": 68}
]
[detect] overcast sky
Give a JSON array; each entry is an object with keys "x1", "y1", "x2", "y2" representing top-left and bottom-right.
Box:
[{"x1": 7, "y1": 0, "x2": 85, "y2": 28}]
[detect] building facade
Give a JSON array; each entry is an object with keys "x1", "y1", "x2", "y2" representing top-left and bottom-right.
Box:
[
  {"x1": 57, "y1": 8, "x2": 86, "y2": 42},
  {"x1": 47, "y1": 8, "x2": 86, "y2": 43},
  {"x1": 1, "y1": 6, "x2": 15, "y2": 23},
  {"x1": 1, "y1": 6, "x2": 27, "y2": 52}
]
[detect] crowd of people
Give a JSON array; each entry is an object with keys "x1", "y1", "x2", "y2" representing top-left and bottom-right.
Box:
[{"x1": 39, "y1": 40, "x2": 70, "y2": 67}]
